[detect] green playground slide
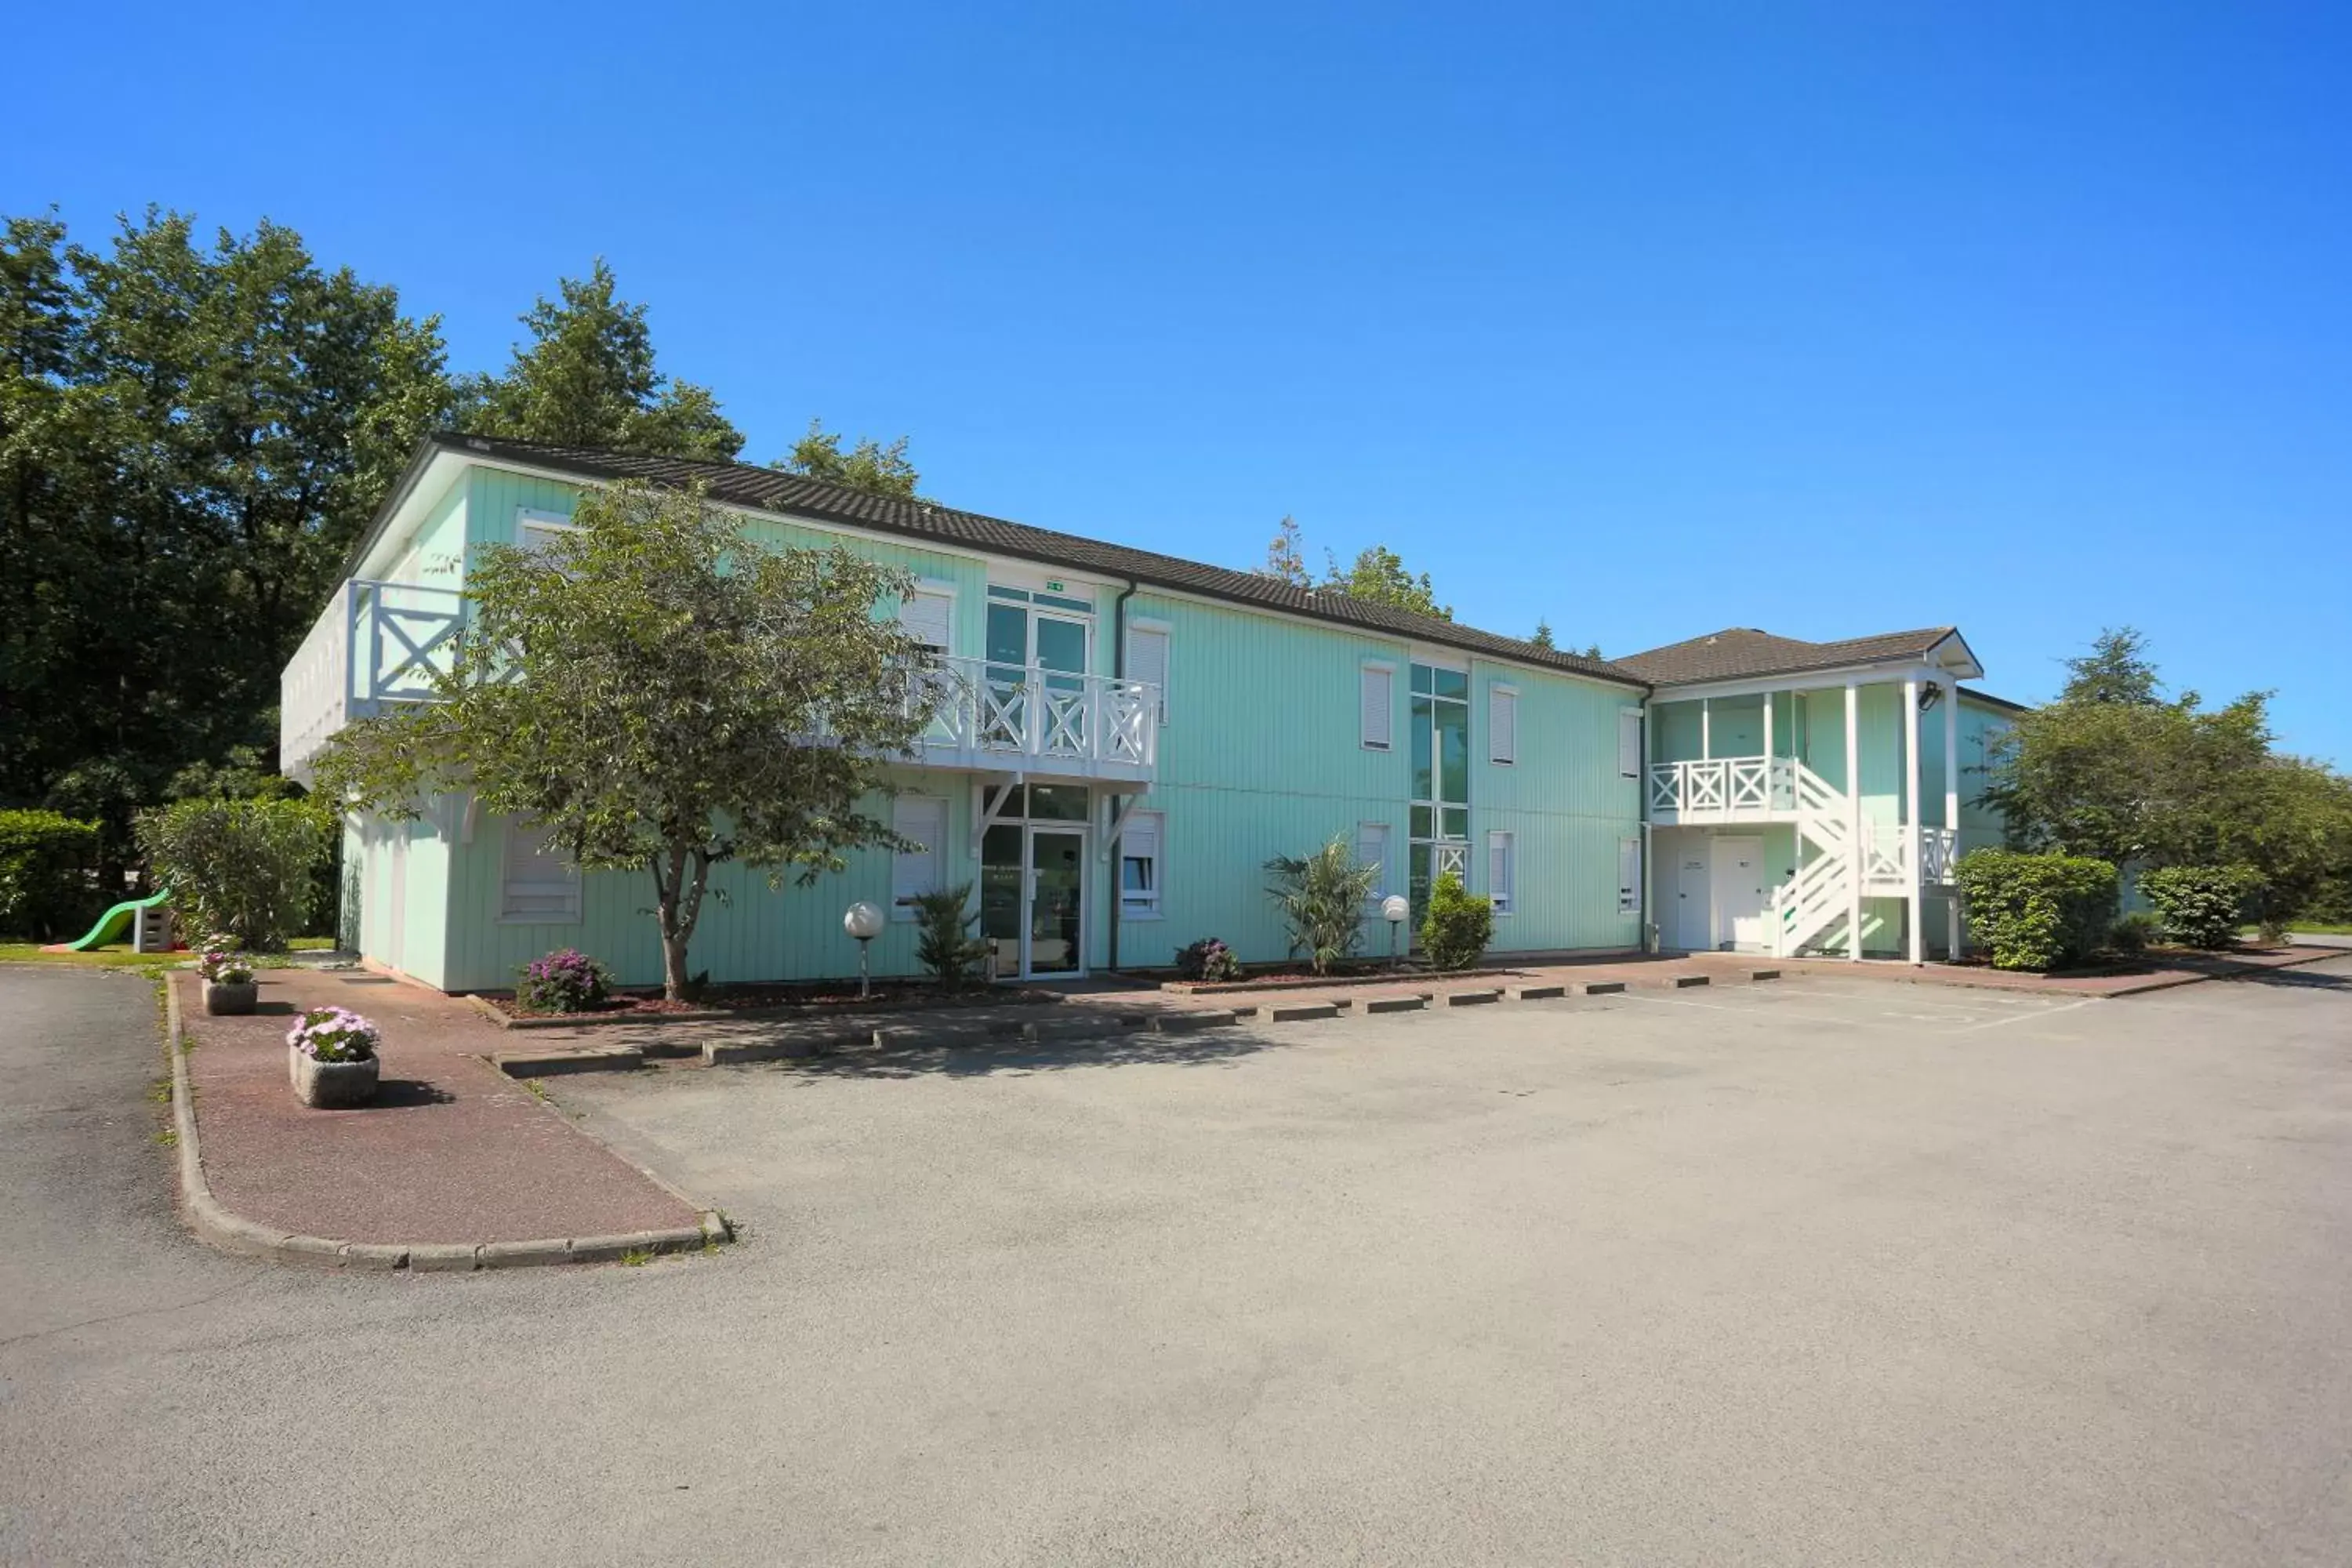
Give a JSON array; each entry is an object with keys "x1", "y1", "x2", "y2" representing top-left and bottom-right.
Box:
[{"x1": 45, "y1": 887, "x2": 173, "y2": 953}]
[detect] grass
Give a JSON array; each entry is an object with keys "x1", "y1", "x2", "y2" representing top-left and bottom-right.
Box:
[
  {"x1": 0, "y1": 934, "x2": 340, "y2": 968},
  {"x1": 619, "y1": 1247, "x2": 655, "y2": 1267},
  {"x1": 2239, "y1": 922, "x2": 2352, "y2": 938}
]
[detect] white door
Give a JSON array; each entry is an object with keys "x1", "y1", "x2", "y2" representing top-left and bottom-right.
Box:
[
  {"x1": 1674, "y1": 840, "x2": 1711, "y2": 951},
  {"x1": 384, "y1": 823, "x2": 408, "y2": 972},
  {"x1": 1712, "y1": 835, "x2": 1766, "y2": 952}
]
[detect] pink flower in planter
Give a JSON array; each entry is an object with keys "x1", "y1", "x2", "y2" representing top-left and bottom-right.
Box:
[{"x1": 286, "y1": 1006, "x2": 380, "y2": 1062}]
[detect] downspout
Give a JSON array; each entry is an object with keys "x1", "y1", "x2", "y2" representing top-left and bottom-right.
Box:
[{"x1": 1106, "y1": 578, "x2": 1139, "y2": 973}]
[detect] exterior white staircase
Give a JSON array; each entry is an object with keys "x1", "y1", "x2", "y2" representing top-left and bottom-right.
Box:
[{"x1": 1774, "y1": 759, "x2": 1859, "y2": 957}]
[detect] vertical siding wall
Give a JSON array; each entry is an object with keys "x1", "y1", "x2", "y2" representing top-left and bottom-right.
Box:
[{"x1": 347, "y1": 462, "x2": 1646, "y2": 989}]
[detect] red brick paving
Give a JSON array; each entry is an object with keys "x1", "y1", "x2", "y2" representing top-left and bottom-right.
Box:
[
  {"x1": 176, "y1": 969, "x2": 699, "y2": 1246},
  {"x1": 1674, "y1": 945, "x2": 2338, "y2": 996}
]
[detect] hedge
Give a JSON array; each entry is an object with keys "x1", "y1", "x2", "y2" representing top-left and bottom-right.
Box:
[
  {"x1": 0, "y1": 810, "x2": 103, "y2": 941},
  {"x1": 1953, "y1": 848, "x2": 2119, "y2": 971},
  {"x1": 2138, "y1": 864, "x2": 2259, "y2": 949},
  {"x1": 134, "y1": 797, "x2": 332, "y2": 950}
]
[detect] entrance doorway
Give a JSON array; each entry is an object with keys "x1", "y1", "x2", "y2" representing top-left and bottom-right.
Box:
[
  {"x1": 1673, "y1": 840, "x2": 1711, "y2": 951},
  {"x1": 983, "y1": 589, "x2": 1092, "y2": 754},
  {"x1": 979, "y1": 822, "x2": 1087, "y2": 978},
  {"x1": 1711, "y1": 835, "x2": 1766, "y2": 952}
]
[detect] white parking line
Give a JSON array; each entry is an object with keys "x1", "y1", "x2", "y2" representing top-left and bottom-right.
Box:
[{"x1": 1950, "y1": 997, "x2": 2099, "y2": 1031}]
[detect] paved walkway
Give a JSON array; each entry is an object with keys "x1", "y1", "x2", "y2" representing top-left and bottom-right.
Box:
[
  {"x1": 1685, "y1": 943, "x2": 2336, "y2": 996},
  {"x1": 175, "y1": 969, "x2": 701, "y2": 1246}
]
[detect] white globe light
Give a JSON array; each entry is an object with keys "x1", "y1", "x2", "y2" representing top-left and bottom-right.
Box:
[
  {"x1": 1381, "y1": 895, "x2": 1410, "y2": 924},
  {"x1": 844, "y1": 901, "x2": 886, "y2": 941}
]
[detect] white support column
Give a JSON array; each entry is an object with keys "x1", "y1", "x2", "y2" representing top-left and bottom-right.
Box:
[
  {"x1": 1945, "y1": 684, "x2": 1962, "y2": 960},
  {"x1": 1762, "y1": 691, "x2": 1774, "y2": 761},
  {"x1": 1700, "y1": 697, "x2": 1711, "y2": 761},
  {"x1": 1904, "y1": 676, "x2": 1923, "y2": 964},
  {"x1": 1845, "y1": 680, "x2": 1862, "y2": 960}
]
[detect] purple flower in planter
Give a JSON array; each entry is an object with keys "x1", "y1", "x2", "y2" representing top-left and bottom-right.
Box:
[
  {"x1": 515, "y1": 948, "x2": 614, "y2": 1014},
  {"x1": 287, "y1": 1006, "x2": 380, "y2": 1062}
]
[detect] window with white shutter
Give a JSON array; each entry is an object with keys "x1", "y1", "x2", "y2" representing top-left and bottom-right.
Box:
[
  {"x1": 1360, "y1": 663, "x2": 1395, "y2": 750},
  {"x1": 1617, "y1": 837, "x2": 1642, "y2": 916},
  {"x1": 1490, "y1": 685, "x2": 1518, "y2": 765},
  {"x1": 891, "y1": 796, "x2": 948, "y2": 920},
  {"x1": 501, "y1": 818, "x2": 580, "y2": 922},
  {"x1": 1120, "y1": 811, "x2": 1163, "y2": 918},
  {"x1": 1126, "y1": 623, "x2": 1171, "y2": 724},
  {"x1": 1356, "y1": 820, "x2": 1392, "y2": 912},
  {"x1": 1488, "y1": 830, "x2": 1515, "y2": 914},
  {"x1": 898, "y1": 586, "x2": 953, "y2": 654},
  {"x1": 516, "y1": 508, "x2": 579, "y2": 559},
  {"x1": 1618, "y1": 707, "x2": 1645, "y2": 779}
]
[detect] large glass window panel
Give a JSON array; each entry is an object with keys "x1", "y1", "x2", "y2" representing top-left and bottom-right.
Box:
[
  {"x1": 1410, "y1": 804, "x2": 1432, "y2": 840},
  {"x1": 1443, "y1": 808, "x2": 1469, "y2": 840},
  {"x1": 1035, "y1": 615, "x2": 1087, "y2": 675},
  {"x1": 980, "y1": 825, "x2": 1024, "y2": 976},
  {"x1": 1027, "y1": 784, "x2": 1090, "y2": 821},
  {"x1": 1411, "y1": 695, "x2": 1435, "y2": 800},
  {"x1": 1434, "y1": 667, "x2": 1469, "y2": 701},
  {"x1": 1410, "y1": 664, "x2": 1434, "y2": 695},
  {"x1": 1437, "y1": 701, "x2": 1470, "y2": 803},
  {"x1": 1029, "y1": 830, "x2": 1083, "y2": 975},
  {"x1": 985, "y1": 603, "x2": 1028, "y2": 666},
  {"x1": 1409, "y1": 843, "x2": 1431, "y2": 920}
]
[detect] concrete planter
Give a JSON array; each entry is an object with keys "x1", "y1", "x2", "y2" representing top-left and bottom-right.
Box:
[
  {"x1": 201, "y1": 979, "x2": 258, "y2": 1015},
  {"x1": 289, "y1": 1047, "x2": 379, "y2": 1109}
]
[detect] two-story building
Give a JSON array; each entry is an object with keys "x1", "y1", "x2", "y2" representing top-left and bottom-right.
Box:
[{"x1": 281, "y1": 434, "x2": 1672, "y2": 991}]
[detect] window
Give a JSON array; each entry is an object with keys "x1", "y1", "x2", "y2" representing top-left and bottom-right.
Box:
[
  {"x1": 890, "y1": 796, "x2": 947, "y2": 921},
  {"x1": 1125, "y1": 622, "x2": 1171, "y2": 724},
  {"x1": 1408, "y1": 661, "x2": 1472, "y2": 913},
  {"x1": 1618, "y1": 707, "x2": 1645, "y2": 779},
  {"x1": 501, "y1": 818, "x2": 580, "y2": 922},
  {"x1": 1120, "y1": 811, "x2": 1163, "y2": 919},
  {"x1": 1357, "y1": 821, "x2": 1392, "y2": 913},
  {"x1": 898, "y1": 585, "x2": 953, "y2": 654},
  {"x1": 1488, "y1": 830, "x2": 1515, "y2": 915},
  {"x1": 1360, "y1": 663, "x2": 1395, "y2": 750},
  {"x1": 1617, "y1": 837, "x2": 1642, "y2": 916},
  {"x1": 516, "y1": 508, "x2": 578, "y2": 557},
  {"x1": 1489, "y1": 684, "x2": 1519, "y2": 765}
]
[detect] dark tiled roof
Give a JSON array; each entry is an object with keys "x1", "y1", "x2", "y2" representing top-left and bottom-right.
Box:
[
  {"x1": 1615, "y1": 626, "x2": 1962, "y2": 687},
  {"x1": 411, "y1": 434, "x2": 1648, "y2": 688}
]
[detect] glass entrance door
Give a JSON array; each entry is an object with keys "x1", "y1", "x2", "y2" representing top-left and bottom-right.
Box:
[
  {"x1": 979, "y1": 818, "x2": 1087, "y2": 978},
  {"x1": 982, "y1": 597, "x2": 1092, "y2": 754},
  {"x1": 1027, "y1": 829, "x2": 1084, "y2": 976}
]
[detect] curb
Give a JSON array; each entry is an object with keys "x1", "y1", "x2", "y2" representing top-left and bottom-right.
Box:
[
  {"x1": 165, "y1": 978, "x2": 731, "y2": 1272},
  {"x1": 462, "y1": 989, "x2": 1061, "y2": 1032}
]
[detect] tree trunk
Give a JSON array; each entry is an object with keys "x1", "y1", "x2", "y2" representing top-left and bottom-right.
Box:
[{"x1": 651, "y1": 840, "x2": 711, "y2": 1001}]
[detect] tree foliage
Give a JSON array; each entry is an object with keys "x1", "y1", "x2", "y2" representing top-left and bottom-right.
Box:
[
  {"x1": 1419, "y1": 870, "x2": 1494, "y2": 971},
  {"x1": 1261, "y1": 516, "x2": 1310, "y2": 586},
  {"x1": 1951, "y1": 848, "x2": 2119, "y2": 972},
  {"x1": 135, "y1": 796, "x2": 332, "y2": 950},
  {"x1": 1984, "y1": 627, "x2": 2352, "y2": 924},
  {"x1": 1, "y1": 209, "x2": 454, "y2": 866},
  {"x1": 912, "y1": 884, "x2": 993, "y2": 987},
  {"x1": 456, "y1": 259, "x2": 742, "y2": 459},
  {"x1": 314, "y1": 481, "x2": 935, "y2": 999},
  {"x1": 0, "y1": 809, "x2": 101, "y2": 940},
  {"x1": 773, "y1": 417, "x2": 922, "y2": 499},
  {"x1": 1323, "y1": 544, "x2": 1450, "y2": 619}
]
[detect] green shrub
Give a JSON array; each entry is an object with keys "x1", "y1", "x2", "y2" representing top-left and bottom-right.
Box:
[
  {"x1": 1420, "y1": 871, "x2": 1495, "y2": 971},
  {"x1": 2138, "y1": 865, "x2": 2259, "y2": 949},
  {"x1": 515, "y1": 948, "x2": 613, "y2": 1013},
  {"x1": 2107, "y1": 910, "x2": 2161, "y2": 956},
  {"x1": 1953, "y1": 848, "x2": 2118, "y2": 971},
  {"x1": 1264, "y1": 835, "x2": 1381, "y2": 975},
  {"x1": 1174, "y1": 938, "x2": 1242, "y2": 982},
  {"x1": 134, "y1": 797, "x2": 332, "y2": 950},
  {"x1": 912, "y1": 884, "x2": 993, "y2": 987},
  {"x1": 0, "y1": 810, "x2": 103, "y2": 940}
]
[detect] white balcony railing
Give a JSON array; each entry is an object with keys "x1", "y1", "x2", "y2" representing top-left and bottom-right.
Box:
[
  {"x1": 1647, "y1": 756, "x2": 1795, "y2": 820},
  {"x1": 915, "y1": 655, "x2": 1160, "y2": 780},
  {"x1": 282, "y1": 588, "x2": 1163, "y2": 788},
  {"x1": 279, "y1": 579, "x2": 466, "y2": 783},
  {"x1": 1921, "y1": 826, "x2": 1960, "y2": 885}
]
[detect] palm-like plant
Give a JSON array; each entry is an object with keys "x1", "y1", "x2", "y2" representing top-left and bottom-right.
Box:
[{"x1": 1264, "y1": 834, "x2": 1380, "y2": 975}]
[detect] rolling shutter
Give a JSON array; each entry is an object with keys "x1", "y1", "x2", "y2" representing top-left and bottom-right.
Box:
[
  {"x1": 898, "y1": 587, "x2": 953, "y2": 653},
  {"x1": 891, "y1": 796, "x2": 948, "y2": 920},
  {"x1": 1361, "y1": 665, "x2": 1395, "y2": 750},
  {"x1": 1357, "y1": 821, "x2": 1392, "y2": 909},
  {"x1": 1126, "y1": 625, "x2": 1170, "y2": 723},
  {"x1": 1487, "y1": 830, "x2": 1514, "y2": 913},
  {"x1": 1490, "y1": 686, "x2": 1518, "y2": 764},
  {"x1": 501, "y1": 818, "x2": 580, "y2": 921},
  {"x1": 1618, "y1": 836, "x2": 1642, "y2": 916},
  {"x1": 1618, "y1": 707, "x2": 1644, "y2": 779}
]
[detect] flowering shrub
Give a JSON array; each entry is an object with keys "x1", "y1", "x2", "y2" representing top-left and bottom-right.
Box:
[
  {"x1": 1174, "y1": 937, "x2": 1243, "y2": 982},
  {"x1": 514, "y1": 948, "x2": 614, "y2": 1014},
  {"x1": 196, "y1": 949, "x2": 254, "y2": 985},
  {"x1": 287, "y1": 1006, "x2": 379, "y2": 1063}
]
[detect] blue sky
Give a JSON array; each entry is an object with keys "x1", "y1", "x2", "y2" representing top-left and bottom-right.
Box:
[{"x1": 9, "y1": 2, "x2": 2347, "y2": 760}]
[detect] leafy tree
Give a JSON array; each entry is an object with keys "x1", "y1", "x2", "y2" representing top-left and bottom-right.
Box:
[
  {"x1": 136, "y1": 796, "x2": 332, "y2": 949},
  {"x1": 1264, "y1": 834, "x2": 1380, "y2": 974},
  {"x1": 1, "y1": 209, "x2": 454, "y2": 873},
  {"x1": 1530, "y1": 619, "x2": 1555, "y2": 650},
  {"x1": 1261, "y1": 516, "x2": 1310, "y2": 586},
  {"x1": 1986, "y1": 630, "x2": 2352, "y2": 924},
  {"x1": 772, "y1": 417, "x2": 920, "y2": 499},
  {"x1": 314, "y1": 481, "x2": 935, "y2": 999},
  {"x1": 1322, "y1": 544, "x2": 1451, "y2": 620},
  {"x1": 457, "y1": 259, "x2": 742, "y2": 459}
]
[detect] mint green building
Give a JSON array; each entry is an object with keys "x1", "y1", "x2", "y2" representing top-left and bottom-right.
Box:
[{"x1": 279, "y1": 435, "x2": 2019, "y2": 991}]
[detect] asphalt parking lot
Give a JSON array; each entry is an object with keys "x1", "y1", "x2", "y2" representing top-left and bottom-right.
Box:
[{"x1": 6, "y1": 957, "x2": 2350, "y2": 1566}]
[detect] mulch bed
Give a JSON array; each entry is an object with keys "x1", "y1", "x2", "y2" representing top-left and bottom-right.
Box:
[{"x1": 480, "y1": 980, "x2": 1059, "y2": 1022}]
